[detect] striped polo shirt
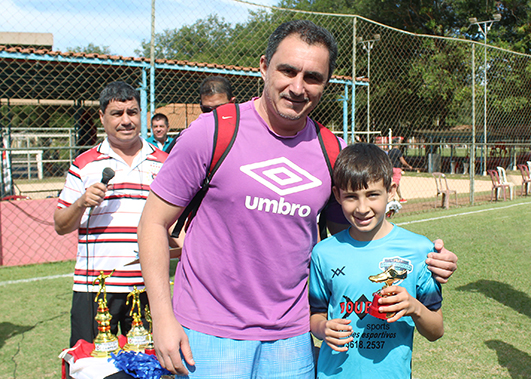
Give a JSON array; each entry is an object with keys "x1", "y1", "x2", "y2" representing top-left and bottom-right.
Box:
[{"x1": 57, "y1": 138, "x2": 167, "y2": 293}]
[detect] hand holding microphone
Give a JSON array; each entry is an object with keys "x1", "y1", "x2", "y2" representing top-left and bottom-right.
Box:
[{"x1": 86, "y1": 168, "x2": 115, "y2": 215}]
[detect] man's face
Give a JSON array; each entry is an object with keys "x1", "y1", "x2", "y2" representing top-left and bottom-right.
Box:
[
  {"x1": 259, "y1": 34, "x2": 329, "y2": 134},
  {"x1": 151, "y1": 118, "x2": 169, "y2": 143},
  {"x1": 200, "y1": 93, "x2": 231, "y2": 113},
  {"x1": 100, "y1": 99, "x2": 141, "y2": 148}
]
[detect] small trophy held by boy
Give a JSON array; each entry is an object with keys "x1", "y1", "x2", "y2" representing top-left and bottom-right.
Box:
[{"x1": 368, "y1": 266, "x2": 408, "y2": 319}]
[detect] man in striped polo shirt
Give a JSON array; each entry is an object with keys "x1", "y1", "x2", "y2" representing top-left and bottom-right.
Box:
[{"x1": 54, "y1": 81, "x2": 168, "y2": 347}]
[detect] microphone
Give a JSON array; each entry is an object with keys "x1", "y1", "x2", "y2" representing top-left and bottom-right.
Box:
[
  {"x1": 101, "y1": 167, "x2": 115, "y2": 186},
  {"x1": 89, "y1": 168, "x2": 115, "y2": 215}
]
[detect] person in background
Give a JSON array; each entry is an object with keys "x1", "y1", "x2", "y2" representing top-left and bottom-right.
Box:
[
  {"x1": 54, "y1": 81, "x2": 168, "y2": 347},
  {"x1": 199, "y1": 76, "x2": 235, "y2": 113},
  {"x1": 147, "y1": 113, "x2": 174, "y2": 152},
  {"x1": 388, "y1": 144, "x2": 412, "y2": 203},
  {"x1": 164, "y1": 76, "x2": 236, "y2": 154}
]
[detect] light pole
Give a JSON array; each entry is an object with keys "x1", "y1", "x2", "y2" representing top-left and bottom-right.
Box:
[
  {"x1": 469, "y1": 14, "x2": 501, "y2": 175},
  {"x1": 357, "y1": 34, "x2": 380, "y2": 143}
]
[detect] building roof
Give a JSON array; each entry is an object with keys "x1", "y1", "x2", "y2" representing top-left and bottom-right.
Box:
[
  {"x1": 0, "y1": 45, "x2": 261, "y2": 72},
  {"x1": 0, "y1": 45, "x2": 359, "y2": 115}
]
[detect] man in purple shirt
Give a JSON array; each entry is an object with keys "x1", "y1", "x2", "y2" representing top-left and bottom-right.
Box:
[{"x1": 138, "y1": 20, "x2": 457, "y2": 378}]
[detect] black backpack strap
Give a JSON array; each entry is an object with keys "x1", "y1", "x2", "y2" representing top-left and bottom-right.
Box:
[
  {"x1": 171, "y1": 103, "x2": 239, "y2": 238},
  {"x1": 163, "y1": 131, "x2": 181, "y2": 154},
  {"x1": 313, "y1": 120, "x2": 342, "y2": 239}
]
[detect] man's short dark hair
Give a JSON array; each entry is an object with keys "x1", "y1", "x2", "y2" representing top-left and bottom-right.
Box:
[
  {"x1": 265, "y1": 20, "x2": 338, "y2": 81},
  {"x1": 199, "y1": 76, "x2": 233, "y2": 99},
  {"x1": 333, "y1": 143, "x2": 393, "y2": 192},
  {"x1": 151, "y1": 113, "x2": 169, "y2": 127},
  {"x1": 99, "y1": 81, "x2": 140, "y2": 113}
]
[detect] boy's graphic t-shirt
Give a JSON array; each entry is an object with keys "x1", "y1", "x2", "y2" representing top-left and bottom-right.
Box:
[{"x1": 310, "y1": 226, "x2": 442, "y2": 379}]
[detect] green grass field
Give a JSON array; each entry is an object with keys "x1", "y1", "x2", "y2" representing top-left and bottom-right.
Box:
[
  {"x1": 1, "y1": 199, "x2": 531, "y2": 378},
  {"x1": 398, "y1": 200, "x2": 531, "y2": 379}
]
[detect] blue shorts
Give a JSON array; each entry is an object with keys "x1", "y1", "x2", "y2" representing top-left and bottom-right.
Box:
[{"x1": 175, "y1": 328, "x2": 315, "y2": 379}]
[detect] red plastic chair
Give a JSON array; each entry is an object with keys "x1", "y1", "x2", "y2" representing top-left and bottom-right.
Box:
[
  {"x1": 487, "y1": 170, "x2": 509, "y2": 201},
  {"x1": 517, "y1": 164, "x2": 531, "y2": 196}
]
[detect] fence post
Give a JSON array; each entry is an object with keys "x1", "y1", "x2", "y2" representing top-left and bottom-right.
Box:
[
  {"x1": 351, "y1": 17, "x2": 357, "y2": 144},
  {"x1": 342, "y1": 83, "x2": 348, "y2": 142},
  {"x1": 470, "y1": 43, "x2": 475, "y2": 204},
  {"x1": 149, "y1": 0, "x2": 156, "y2": 122},
  {"x1": 140, "y1": 67, "x2": 148, "y2": 139}
]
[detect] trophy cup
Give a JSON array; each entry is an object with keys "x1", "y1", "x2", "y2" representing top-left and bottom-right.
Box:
[
  {"x1": 144, "y1": 304, "x2": 155, "y2": 353},
  {"x1": 123, "y1": 286, "x2": 149, "y2": 352},
  {"x1": 368, "y1": 266, "x2": 408, "y2": 319},
  {"x1": 91, "y1": 270, "x2": 120, "y2": 357}
]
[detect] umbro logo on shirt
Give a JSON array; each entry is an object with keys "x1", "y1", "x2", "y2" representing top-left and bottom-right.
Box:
[
  {"x1": 240, "y1": 157, "x2": 322, "y2": 218},
  {"x1": 240, "y1": 157, "x2": 322, "y2": 196}
]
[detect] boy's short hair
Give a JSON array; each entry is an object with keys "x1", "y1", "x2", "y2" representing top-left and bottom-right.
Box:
[{"x1": 333, "y1": 143, "x2": 393, "y2": 192}]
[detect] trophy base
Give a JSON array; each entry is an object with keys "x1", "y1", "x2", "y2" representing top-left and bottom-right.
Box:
[
  {"x1": 91, "y1": 337, "x2": 121, "y2": 358},
  {"x1": 368, "y1": 292, "x2": 388, "y2": 320},
  {"x1": 123, "y1": 332, "x2": 149, "y2": 352}
]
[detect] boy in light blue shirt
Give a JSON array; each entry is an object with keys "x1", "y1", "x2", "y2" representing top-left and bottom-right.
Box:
[{"x1": 310, "y1": 143, "x2": 444, "y2": 379}]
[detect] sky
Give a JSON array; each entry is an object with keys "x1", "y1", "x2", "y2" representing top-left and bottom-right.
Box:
[{"x1": 2, "y1": 0, "x2": 279, "y2": 57}]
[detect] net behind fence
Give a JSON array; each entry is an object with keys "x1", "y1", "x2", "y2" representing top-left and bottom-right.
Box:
[{"x1": 1, "y1": 1, "x2": 531, "y2": 266}]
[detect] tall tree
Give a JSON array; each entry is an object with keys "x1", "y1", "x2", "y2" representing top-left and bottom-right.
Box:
[{"x1": 137, "y1": 14, "x2": 234, "y2": 63}]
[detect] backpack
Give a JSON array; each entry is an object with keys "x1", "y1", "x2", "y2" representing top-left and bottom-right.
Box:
[{"x1": 171, "y1": 103, "x2": 342, "y2": 238}]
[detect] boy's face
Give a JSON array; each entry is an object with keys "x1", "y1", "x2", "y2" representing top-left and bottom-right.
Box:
[{"x1": 333, "y1": 179, "x2": 397, "y2": 242}]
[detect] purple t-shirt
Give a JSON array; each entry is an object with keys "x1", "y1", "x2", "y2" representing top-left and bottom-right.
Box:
[{"x1": 151, "y1": 99, "x2": 345, "y2": 340}]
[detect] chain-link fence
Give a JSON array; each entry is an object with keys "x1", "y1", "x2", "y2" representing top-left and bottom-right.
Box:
[{"x1": 1, "y1": 1, "x2": 531, "y2": 265}]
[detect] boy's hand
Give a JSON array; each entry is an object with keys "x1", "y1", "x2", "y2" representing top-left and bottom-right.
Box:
[
  {"x1": 377, "y1": 286, "x2": 421, "y2": 323},
  {"x1": 322, "y1": 318, "x2": 353, "y2": 352}
]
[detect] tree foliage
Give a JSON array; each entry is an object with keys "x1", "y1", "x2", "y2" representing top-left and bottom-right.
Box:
[
  {"x1": 275, "y1": 0, "x2": 531, "y2": 135},
  {"x1": 137, "y1": 15, "x2": 233, "y2": 62},
  {"x1": 279, "y1": 0, "x2": 531, "y2": 53},
  {"x1": 136, "y1": 1, "x2": 531, "y2": 138},
  {"x1": 136, "y1": 12, "x2": 279, "y2": 67},
  {"x1": 67, "y1": 43, "x2": 112, "y2": 55}
]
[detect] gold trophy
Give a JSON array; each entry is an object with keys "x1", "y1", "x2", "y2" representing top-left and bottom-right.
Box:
[
  {"x1": 144, "y1": 304, "x2": 155, "y2": 353},
  {"x1": 368, "y1": 266, "x2": 408, "y2": 319},
  {"x1": 123, "y1": 286, "x2": 149, "y2": 352},
  {"x1": 91, "y1": 271, "x2": 121, "y2": 357}
]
